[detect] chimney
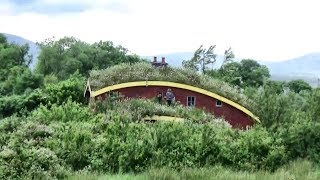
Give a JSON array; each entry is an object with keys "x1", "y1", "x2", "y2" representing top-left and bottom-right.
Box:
[
  {"x1": 161, "y1": 57, "x2": 166, "y2": 64},
  {"x1": 153, "y1": 56, "x2": 157, "y2": 62}
]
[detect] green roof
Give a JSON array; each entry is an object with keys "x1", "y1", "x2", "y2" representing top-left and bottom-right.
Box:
[{"x1": 89, "y1": 62, "x2": 255, "y2": 111}]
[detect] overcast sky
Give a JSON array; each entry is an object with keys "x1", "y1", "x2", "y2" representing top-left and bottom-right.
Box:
[{"x1": 1, "y1": 0, "x2": 319, "y2": 61}]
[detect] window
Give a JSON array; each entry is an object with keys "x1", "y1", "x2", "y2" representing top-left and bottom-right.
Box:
[
  {"x1": 187, "y1": 96, "x2": 196, "y2": 106},
  {"x1": 216, "y1": 100, "x2": 223, "y2": 107}
]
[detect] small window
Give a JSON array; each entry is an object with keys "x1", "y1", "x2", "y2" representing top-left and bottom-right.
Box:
[
  {"x1": 187, "y1": 96, "x2": 196, "y2": 106},
  {"x1": 216, "y1": 100, "x2": 223, "y2": 107}
]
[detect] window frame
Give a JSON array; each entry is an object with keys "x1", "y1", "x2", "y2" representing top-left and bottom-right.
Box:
[
  {"x1": 216, "y1": 100, "x2": 223, "y2": 107},
  {"x1": 187, "y1": 96, "x2": 196, "y2": 106}
]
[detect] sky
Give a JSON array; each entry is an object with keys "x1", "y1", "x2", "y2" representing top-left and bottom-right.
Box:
[{"x1": 0, "y1": 0, "x2": 320, "y2": 62}]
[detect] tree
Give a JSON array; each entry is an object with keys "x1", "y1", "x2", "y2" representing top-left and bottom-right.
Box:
[
  {"x1": 36, "y1": 37, "x2": 142, "y2": 80},
  {"x1": 0, "y1": 33, "x2": 32, "y2": 81},
  {"x1": 239, "y1": 59, "x2": 270, "y2": 87},
  {"x1": 222, "y1": 47, "x2": 235, "y2": 67},
  {"x1": 209, "y1": 59, "x2": 270, "y2": 88},
  {"x1": 264, "y1": 80, "x2": 286, "y2": 94},
  {"x1": 182, "y1": 45, "x2": 217, "y2": 73},
  {"x1": 218, "y1": 62, "x2": 242, "y2": 86},
  {"x1": 36, "y1": 37, "x2": 91, "y2": 79},
  {"x1": 287, "y1": 79, "x2": 312, "y2": 93},
  {"x1": 0, "y1": 34, "x2": 41, "y2": 96}
]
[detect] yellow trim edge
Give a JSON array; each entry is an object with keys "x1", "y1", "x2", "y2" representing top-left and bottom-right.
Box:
[
  {"x1": 143, "y1": 115, "x2": 184, "y2": 122},
  {"x1": 91, "y1": 81, "x2": 260, "y2": 123}
]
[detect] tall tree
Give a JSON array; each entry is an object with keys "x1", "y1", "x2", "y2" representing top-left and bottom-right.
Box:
[
  {"x1": 222, "y1": 47, "x2": 235, "y2": 67},
  {"x1": 36, "y1": 37, "x2": 142, "y2": 80},
  {"x1": 182, "y1": 45, "x2": 217, "y2": 73},
  {"x1": 287, "y1": 79, "x2": 312, "y2": 93},
  {"x1": 0, "y1": 33, "x2": 42, "y2": 95},
  {"x1": 240, "y1": 59, "x2": 270, "y2": 87},
  {"x1": 210, "y1": 59, "x2": 270, "y2": 88}
]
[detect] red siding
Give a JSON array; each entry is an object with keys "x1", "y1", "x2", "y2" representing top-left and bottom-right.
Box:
[{"x1": 96, "y1": 86, "x2": 255, "y2": 129}]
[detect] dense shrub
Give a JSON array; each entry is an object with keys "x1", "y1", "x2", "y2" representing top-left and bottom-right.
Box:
[
  {"x1": 0, "y1": 99, "x2": 290, "y2": 178},
  {"x1": 0, "y1": 74, "x2": 85, "y2": 119},
  {"x1": 95, "y1": 98, "x2": 229, "y2": 126},
  {"x1": 249, "y1": 85, "x2": 320, "y2": 164}
]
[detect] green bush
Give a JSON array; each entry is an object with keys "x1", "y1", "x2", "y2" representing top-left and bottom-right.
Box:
[
  {"x1": 0, "y1": 97, "x2": 317, "y2": 178},
  {"x1": 0, "y1": 75, "x2": 86, "y2": 119},
  {"x1": 94, "y1": 98, "x2": 229, "y2": 126}
]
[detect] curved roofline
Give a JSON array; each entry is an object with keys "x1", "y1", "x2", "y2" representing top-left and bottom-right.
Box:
[{"x1": 91, "y1": 81, "x2": 260, "y2": 123}]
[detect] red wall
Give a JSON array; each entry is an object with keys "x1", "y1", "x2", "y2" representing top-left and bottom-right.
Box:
[{"x1": 96, "y1": 86, "x2": 255, "y2": 129}]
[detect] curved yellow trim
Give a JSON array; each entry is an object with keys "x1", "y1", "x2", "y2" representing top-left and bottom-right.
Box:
[
  {"x1": 143, "y1": 115, "x2": 184, "y2": 122},
  {"x1": 92, "y1": 81, "x2": 260, "y2": 123}
]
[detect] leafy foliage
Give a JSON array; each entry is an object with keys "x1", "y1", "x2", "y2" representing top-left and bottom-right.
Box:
[
  {"x1": 94, "y1": 98, "x2": 229, "y2": 126},
  {"x1": 0, "y1": 99, "x2": 294, "y2": 179},
  {"x1": 0, "y1": 74, "x2": 85, "y2": 119},
  {"x1": 36, "y1": 37, "x2": 143, "y2": 80},
  {"x1": 209, "y1": 59, "x2": 270, "y2": 88},
  {"x1": 182, "y1": 45, "x2": 217, "y2": 73},
  {"x1": 287, "y1": 79, "x2": 312, "y2": 93},
  {"x1": 0, "y1": 34, "x2": 319, "y2": 179},
  {"x1": 0, "y1": 34, "x2": 42, "y2": 96}
]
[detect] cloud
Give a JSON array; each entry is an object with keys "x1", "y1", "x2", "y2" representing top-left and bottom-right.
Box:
[
  {"x1": 1, "y1": 0, "x2": 320, "y2": 61},
  {"x1": 1, "y1": 0, "x2": 131, "y2": 14}
]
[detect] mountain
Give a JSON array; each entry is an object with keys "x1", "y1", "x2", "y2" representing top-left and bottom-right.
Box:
[
  {"x1": 261, "y1": 53, "x2": 320, "y2": 75},
  {"x1": 147, "y1": 52, "x2": 320, "y2": 87},
  {"x1": 2, "y1": 33, "x2": 40, "y2": 69},
  {"x1": 260, "y1": 53, "x2": 320, "y2": 87}
]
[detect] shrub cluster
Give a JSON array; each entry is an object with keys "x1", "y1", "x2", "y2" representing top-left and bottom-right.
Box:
[
  {"x1": 95, "y1": 98, "x2": 229, "y2": 126},
  {"x1": 0, "y1": 75, "x2": 85, "y2": 119},
  {"x1": 0, "y1": 100, "x2": 290, "y2": 179}
]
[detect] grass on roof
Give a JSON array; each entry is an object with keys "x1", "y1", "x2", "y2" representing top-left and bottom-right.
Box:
[{"x1": 89, "y1": 62, "x2": 254, "y2": 111}]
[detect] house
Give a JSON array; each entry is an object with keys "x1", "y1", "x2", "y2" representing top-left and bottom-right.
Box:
[{"x1": 85, "y1": 59, "x2": 260, "y2": 129}]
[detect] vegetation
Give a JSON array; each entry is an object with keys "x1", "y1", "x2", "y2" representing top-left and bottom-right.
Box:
[
  {"x1": 0, "y1": 33, "x2": 43, "y2": 96},
  {"x1": 89, "y1": 62, "x2": 254, "y2": 111},
  {"x1": 69, "y1": 160, "x2": 320, "y2": 180},
  {"x1": 182, "y1": 45, "x2": 217, "y2": 73},
  {"x1": 287, "y1": 79, "x2": 312, "y2": 93},
  {"x1": 0, "y1": 34, "x2": 319, "y2": 179},
  {"x1": 207, "y1": 59, "x2": 270, "y2": 88},
  {"x1": 0, "y1": 74, "x2": 85, "y2": 118},
  {"x1": 36, "y1": 37, "x2": 143, "y2": 80},
  {"x1": 0, "y1": 100, "x2": 287, "y2": 179}
]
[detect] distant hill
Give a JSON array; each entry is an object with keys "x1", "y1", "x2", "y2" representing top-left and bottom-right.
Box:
[
  {"x1": 2, "y1": 33, "x2": 40, "y2": 69},
  {"x1": 262, "y1": 53, "x2": 320, "y2": 76},
  {"x1": 146, "y1": 52, "x2": 320, "y2": 87},
  {"x1": 260, "y1": 53, "x2": 320, "y2": 87}
]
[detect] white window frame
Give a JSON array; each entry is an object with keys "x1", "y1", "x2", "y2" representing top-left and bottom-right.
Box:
[
  {"x1": 187, "y1": 96, "x2": 196, "y2": 106},
  {"x1": 216, "y1": 100, "x2": 223, "y2": 107}
]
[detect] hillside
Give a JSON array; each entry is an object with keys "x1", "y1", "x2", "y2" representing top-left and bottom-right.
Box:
[
  {"x1": 261, "y1": 53, "x2": 320, "y2": 87},
  {"x1": 3, "y1": 33, "x2": 40, "y2": 69},
  {"x1": 264, "y1": 53, "x2": 320, "y2": 75},
  {"x1": 147, "y1": 52, "x2": 320, "y2": 87}
]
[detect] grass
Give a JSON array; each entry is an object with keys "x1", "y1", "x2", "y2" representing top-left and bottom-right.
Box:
[
  {"x1": 89, "y1": 62, "x2": 255, "y2": 111},
  {"x1": 68, "y1": 160, "x2": 320, "y2": 180}
]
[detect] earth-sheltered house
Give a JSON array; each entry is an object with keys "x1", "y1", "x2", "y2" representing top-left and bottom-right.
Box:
[{"x1": 85, "y1": 58, "x2": 260, "y2": 129}]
